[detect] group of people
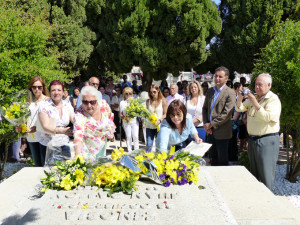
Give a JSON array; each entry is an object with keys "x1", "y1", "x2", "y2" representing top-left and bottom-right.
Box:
[{"x1": 7, "y1": 66, "x2": 281, "y2": 190}]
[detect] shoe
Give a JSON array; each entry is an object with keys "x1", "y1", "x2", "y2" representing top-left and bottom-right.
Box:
[
  {"x1": 6, "y1": 157, "x2": 18, "y2": 163},
  {"x1": 122, "y1": 139, "x2": 126, "y2": 142}
]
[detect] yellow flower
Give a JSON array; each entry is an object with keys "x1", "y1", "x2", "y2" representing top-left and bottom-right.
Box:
[
  {"x1": 82, "y1": 203, "x2": 89, "y2": 209},
  {"x1": 135, "y1": 155, "x2": 145, "y2": 162},
  {"x1": 111, "y1": 148, "x2": 126, "y2": 161},
  {"x1": 60, "y1": 174, "x2": 73, "y2": 191},
  {"x1": 20, "y1": 124, "x2": 28, "y2": 133},
  {"x1": 145, "y1": 152, "x2": 155, "y2": 160},
  {"x1": 5, "y1": 111, "x2": 14, "y2": 119},
  {"x1": 74, "y1": 169, "x2": 84, "y2": 185},
  {"x1": 75, "y1": 155, "x2": 85, "y2": 164}
]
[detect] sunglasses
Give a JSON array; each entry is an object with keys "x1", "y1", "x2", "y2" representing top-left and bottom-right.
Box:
[
  {"x1": 91, "y1": 83, "x2": 99, "y2": 86},
  {"x1": 151, "y1": 91, "x2": 157, "y2": 94},
  {"x1": 82, "y1": 100, "x2": 97, "y2": 105},
  {"x1": 125, "y1": 93, "x2": 133, "y2": 95},
  {"x1": 170, "y1": 112, "x2": 183, "y2": 118},
  {"x1": 31, "y1": 86, "x2": 43, "y2": 90},
  {"x1": 107, "y1": 79, "x2": 113, "y2": 82}
]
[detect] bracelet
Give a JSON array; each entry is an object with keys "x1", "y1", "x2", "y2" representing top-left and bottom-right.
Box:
[{"x1": 54, "y1": 127, "x2": 57, "y2": 135}]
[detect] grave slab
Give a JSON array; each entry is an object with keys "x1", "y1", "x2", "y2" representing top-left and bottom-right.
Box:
[{"x1": 0, "y1": 166, "x2": 299, "y2": 225}]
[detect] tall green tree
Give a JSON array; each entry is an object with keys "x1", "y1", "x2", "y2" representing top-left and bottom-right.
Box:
[
  {"x1": 206, "y1": 0, "x2": 297, "y2": 74},
  {"x1": 17, "y1": 0, "x2": 97, "y2": 77},
  {"x1": 0, "y1": 0, "x2": 73, "y2": 176},
  {"x1": 86, "y1": 0, "x2": 222, "y2": 89},
  {"x1": 253, "y1": 20, "x2": 300, "y2": 182}
]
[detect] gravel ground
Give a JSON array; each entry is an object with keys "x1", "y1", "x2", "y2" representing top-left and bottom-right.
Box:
[{"x1": 1, "y1": 162, "x2": 300, "y2": 210}]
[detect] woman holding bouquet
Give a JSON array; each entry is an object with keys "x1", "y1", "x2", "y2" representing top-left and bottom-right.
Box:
[
  {"x1": 38, "y1": 80, "x2": 74, "y2": 165},
  {"x1": 145, "y1": 84, "x2": 167, "y2": 151},
  {"x1": 73, "y1": 86, "x2": 115, "y2": 161},
  {"x1": 119, "y1": 87, "x2": 139, "y2": 152},
  {"x1": 26, "y1": 76, "x2": 49, "y2": 166},
  {"x1": 184, "y1": 81, "x2": 206, "y2": 142},
  {"x1": 156, "y1": 100, "x2": 202, "y2": 152}
]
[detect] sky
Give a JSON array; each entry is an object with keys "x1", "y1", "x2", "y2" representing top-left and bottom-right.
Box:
[{"x1": 212, "y1": 0, "x2": 221, "y2": 5}]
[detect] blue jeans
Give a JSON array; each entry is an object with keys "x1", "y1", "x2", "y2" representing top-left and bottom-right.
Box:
[
  {"x1": 28, "y1": 142, "x2": 44, "y2": 167},
  {"x1": 38, "y1": 144, "x2": 48, "y2": 166},
  {"x1": 146, "y1": 128, "x2": 158, "y2": 151}
]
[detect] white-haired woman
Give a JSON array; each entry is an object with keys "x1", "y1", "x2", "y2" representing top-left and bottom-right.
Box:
[
  {"x1": 73, "y1": 86, "x2": 115, "y2": 161},
  {"x1": 119, "y1": 87, "x2": 139, "y2": 152},
  {"x1": 184, "y1": 81, "x2": 206, "y2": 142}
]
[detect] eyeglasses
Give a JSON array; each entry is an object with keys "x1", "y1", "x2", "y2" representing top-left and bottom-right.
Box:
[
  {"x1": 125, "y1": 93, "x2": 133, "y2": 96},
  {"x1": 91, "y1": 83, "x2": 99, "y2": 86},
  {"x1": 31, "y1": 86, "x2": 43, "y2": 90},
  {"x1": 170, "y1": 112, "x2": 183, "y2": 118},
  {"x1": 82, "y1": 100, "x2": 97, "y2": 105},
  {"x1": 151, "y1": 91, "x2": 157, "y2": 94}
]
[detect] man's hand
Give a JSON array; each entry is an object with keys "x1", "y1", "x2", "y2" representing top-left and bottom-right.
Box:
[
  {"x1": 204, "y1": 123, "x2": 213, "y2": 135},
  {"x1": 247, "y1": 93, "x2": 261, "y2": 110}
]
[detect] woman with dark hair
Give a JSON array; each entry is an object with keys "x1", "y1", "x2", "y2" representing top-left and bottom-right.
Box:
[
  {"x1": 145, "y1": 84, "x2": 167, "y2": 151},
  {"x1": 71, "y1": 87, "x2": 80, "y2": 108},
  {"x1": 25, "y1": 76, "x2": 49, "y2": 166},
  {"x1": 159, "y1": 79, "x2": 168, "y2": 92},
  {"x1": 156, "y1": 100, "x2": 202, "y2": 152},
  {"x1": 38, "y1": 80, "x2": 74, "y2": 165}
]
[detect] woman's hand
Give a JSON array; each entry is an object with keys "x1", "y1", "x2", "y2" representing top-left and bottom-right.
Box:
[
  {"x1": 27, "y1": 126, "x2": 36, "y2": 133},
  {"x1": 105, "y1": 130, "x2": 114, "y2": 140},
  {"x1": 15, "y1": 126, "x2": 22, "y2": 133},
  {"x1": 194, "y1": 136, "x2": 202, "y2": 144}
]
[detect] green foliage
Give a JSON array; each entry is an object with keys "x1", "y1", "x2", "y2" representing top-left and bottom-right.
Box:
[
  {"x1": 238, "y1": 151, "x2": 250, "y2": 171},
  {"x1": 254, "y1": 20, "x2": 300, "y2": 128},
  {"x1": 0, "y1": 1, "x2": 73, "y2": 142},
  {"x1": 87, "y1": 0, "x2": 221, "y2": 83},
  {"x1": 206, "y1": 0, "x2": 297, "y2": 74}
]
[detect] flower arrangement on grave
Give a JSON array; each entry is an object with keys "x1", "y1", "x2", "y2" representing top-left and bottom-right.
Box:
[
  {"x1": 90, "y1": 162, "x2": 139, "y2": 196},
  {"x1": 1, "y1": 100, "x2": 30, "y2": 136},
  {"x1": 125, "y1": 98, "x2": 160, "y2": 131},
  {"x1": 40, "y1": 155, "x2": 90, "y2": 192},
  {"x1": 114, "y1": 147, "x2": 201, "y2": 187}
]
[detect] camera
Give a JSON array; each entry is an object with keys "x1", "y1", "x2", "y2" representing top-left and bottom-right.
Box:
[{"x1": 241, "y1": 89, "x2": 251, "y2": 96}]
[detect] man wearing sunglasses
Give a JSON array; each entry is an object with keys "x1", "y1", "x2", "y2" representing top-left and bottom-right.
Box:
[
  {"x1": 76, "y1": 77, "x2": 102, "y2": 109},
  {"x1": 203, "y1": 66, "x2": 236, "y2": 166}
]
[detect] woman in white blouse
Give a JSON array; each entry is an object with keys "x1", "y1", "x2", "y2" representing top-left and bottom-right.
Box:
[
  {"x1": 145, "y1": 84, "x2": 167, "y2": 151},
  {"x1": 119, "y1": 87, "x2": 139, "y2": 152},
  {"x1": 26, "y1": 76, "x2": 49, "y2": 166},
  {"x1": 38, "y1": 80, "x2": 74, "y2": 165},
  {"x1": 184, "y1": 81, "x2": 206, "y2": 142}
]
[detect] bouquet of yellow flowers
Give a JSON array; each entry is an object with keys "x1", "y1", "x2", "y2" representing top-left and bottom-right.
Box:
[
  {"x1": 126, "y1": 98, "x2": 160, "y2": 131},
  {"x1": 91, "y1": 163, "x2": 139, "y2": 196},
  {"x1": 40, "y1": 155, "x2": 90, "y2": 192},
  {"x1": 133, "y1": 148, "x2": 201, "y2": 187},
  {"x1": 1, "y1": 100, "x2": 30, "y2": 135}
]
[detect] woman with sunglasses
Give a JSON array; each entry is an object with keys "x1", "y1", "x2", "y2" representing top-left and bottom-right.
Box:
[
  {"x1": 38, "y1": 80, "x2": 74, "y2": 165},
  {"x1": 156, "y1": 100, "x2": 202, "y2": 152},
  {"x1": 73, "y1": 86, "x2": 115, "y2": 161},
  {"x1": 24, "y1": 76, "x2": 49, "y2": 166},
  {"x1": 119, "y1": 87, "x2": 139, "y2": 152},
  {"x1": 145, "y1": 84, "x2": 167, "y2": 151}
]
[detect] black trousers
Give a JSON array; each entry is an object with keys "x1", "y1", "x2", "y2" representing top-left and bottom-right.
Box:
[{"x1": 207, "y1": 134, "x2": 230, "y2": 166}]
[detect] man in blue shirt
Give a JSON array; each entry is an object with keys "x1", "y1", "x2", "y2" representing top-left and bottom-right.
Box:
[
  {"x1": 202, "y1": 66, "x2": 236, "y2": 166},
  {"x1": 120, "y1": 75, "x2": 132, "y2": 88},
  {"x1": 76, "y1": 77, "x2": 102, "y2": 109}
]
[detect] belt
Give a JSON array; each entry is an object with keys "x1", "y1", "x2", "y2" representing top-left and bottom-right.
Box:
[{"x1": 249, "y1": 132, "x2": 279, "y2": 140}]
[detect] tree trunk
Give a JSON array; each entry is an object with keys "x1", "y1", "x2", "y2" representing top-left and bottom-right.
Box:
[
  {"x1": 287, "y1": 128, "x2": 300, "y2": 182},
  {"x1": 141, "y1": 72, "x2": 153, "y2": 93},
  {"x1": 0, "y1": 142, "x2": 9, "y2": 180}
]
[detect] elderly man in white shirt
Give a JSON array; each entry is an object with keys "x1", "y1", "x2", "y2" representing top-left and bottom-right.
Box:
[{"x1": 166, "y1": 84, "x2": 184, "y2": 105}]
